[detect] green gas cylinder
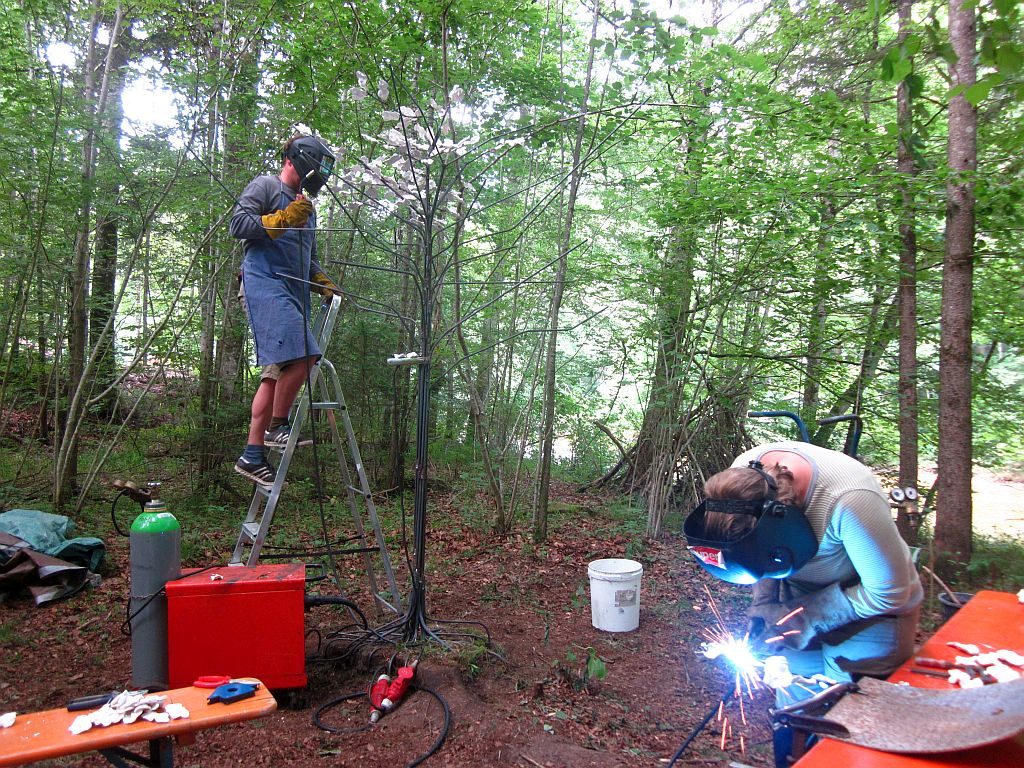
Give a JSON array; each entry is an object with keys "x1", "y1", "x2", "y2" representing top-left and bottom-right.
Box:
[{"x1": 129, "y1": 483, "x2": 180, "y2": 690}]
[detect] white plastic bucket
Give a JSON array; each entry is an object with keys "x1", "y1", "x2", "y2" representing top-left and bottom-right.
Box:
[{"x1": 588, "y1": 558, "x2": 643, "y2": 632}]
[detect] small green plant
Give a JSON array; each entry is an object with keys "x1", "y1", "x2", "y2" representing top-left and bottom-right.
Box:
[
  {"x1": 570, "y1": 581, "x2": 588, "y2": 610},
  {"x1": 556, "y1": 646, "x2": 607, "y2": 691},
  {"x1": 480, "y1": 581, "x2": 501, "y2": 603},
  {"x1": 455, "y1": 637, "x2": 498, "y2": 682},
  {"x1": 585, "y1": 648, "x2": 607, "y2": 683},
  {"x1": 179, "y1": 530, "x2": 205, "y2": 563},
  {"x1": 0, "y1": 621, "x2": 29, "y2": 646}
]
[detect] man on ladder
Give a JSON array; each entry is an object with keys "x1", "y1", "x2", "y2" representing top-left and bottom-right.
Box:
[{"x1": 230, "y1": 131, "x2": 341, "y2": 487}]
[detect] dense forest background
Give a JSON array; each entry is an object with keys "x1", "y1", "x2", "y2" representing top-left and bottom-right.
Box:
[{"x1": 1, "y1": 0, "x2": 1021, "y2": 569}]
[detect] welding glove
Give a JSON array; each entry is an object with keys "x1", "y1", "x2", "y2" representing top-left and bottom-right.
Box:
[
  {"x1": 750, "y1": 577, "x2": 782, "y2": 609},
  {"x1": 746, "y1": 579, "x2": 787, "y2": 654},
  {"x1": 311, "y1": 270, "x2": 341, "y2": 298},
  {"x1": 261, "y1": 197, "x2": 314, "y2": 239},
  {"x1": 773, "y1": 582, "x2": 859, "y2": 651}
]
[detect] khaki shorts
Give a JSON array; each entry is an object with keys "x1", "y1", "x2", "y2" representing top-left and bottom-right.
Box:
[
  {"x1": 260, "y1": 358, "x2": 316, "y2": 380},
  {"x1": 260, "y1": 363, "x2": 283, "y2": 381}
]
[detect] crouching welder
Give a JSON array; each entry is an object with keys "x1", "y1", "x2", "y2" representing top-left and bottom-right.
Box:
[
  {"x1": 683, "y1": 441, "x2": 923, "y2": 766},
  {"x1": 230, "y1": 132, "x2": 341, "y2": 488}
]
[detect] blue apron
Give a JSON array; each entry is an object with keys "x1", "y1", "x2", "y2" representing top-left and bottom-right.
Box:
[{"x1": 241, "y1": 186, "x2": 321, "y2": 366}]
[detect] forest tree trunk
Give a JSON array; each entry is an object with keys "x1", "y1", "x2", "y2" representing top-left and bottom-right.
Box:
[
  {"x1": 934, "y1": 0, "x2": 977, "y2": 569},
  {"x1": 895, "y1": 0, "x2": 921, "y2": 543},
  {"x1": 56, "y1": 2, "x2": 123, "y2": 511},
  {"x1": 534, "y1": 0, "x2": 600, "y2": 543},
  {"x1": 88, "y1": 22, "x2": 129, "y2": 423}
]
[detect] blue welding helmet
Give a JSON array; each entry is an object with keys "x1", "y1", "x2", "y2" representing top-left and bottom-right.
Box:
[
  {"x1": 683, "y1": 462, "x2": 818, "y2": 584},
  {"x1": 286, "y1": 135, "x2": 335, "y2": 197}
]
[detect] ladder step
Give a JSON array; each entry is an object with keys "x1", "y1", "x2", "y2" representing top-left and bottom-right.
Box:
[
  {"x1": 317, "y1": 546, "x2": 380, "y2": 557},
  {"x1": 240, "y1": 522, "x2": 260, "y2": 542},
  {"x1": 267, "y1": 434, "x2": 313, "y2": 448},
  {"x1": 260, "y1": 546, "x2": 380, "y2": 559},
  {"x1": 310, "y1": 402, "x2": 341, "y2": 410}
]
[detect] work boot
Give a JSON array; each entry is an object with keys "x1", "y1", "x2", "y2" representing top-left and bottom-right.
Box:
[
  {"x1": 234, "y1": 457, "x2": 278, "y2": 488},
  {"x1": 264, "y1": 423, "x2": 312, "y2": 448}
]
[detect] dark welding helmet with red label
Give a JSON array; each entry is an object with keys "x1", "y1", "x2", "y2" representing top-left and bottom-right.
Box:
[{"x1": 682, "y1": 462, "x2": 818, "y2": 584}]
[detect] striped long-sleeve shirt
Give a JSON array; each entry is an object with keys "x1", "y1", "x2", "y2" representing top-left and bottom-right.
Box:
[{"x1": 734, "y1": 442, "x2": 923, "y2": 618}]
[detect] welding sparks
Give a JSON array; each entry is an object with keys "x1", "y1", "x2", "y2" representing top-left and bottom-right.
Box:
[
  {"x1": 775, "y1": 605, "x2": 805, "y2": 626},
  {"x1": 698, "y1": 588, "x2": 764, "y2": 700},
  {"x1": 764, "y1": 629, "x2": 801, "y2": 645},
  {"x1": 697, "y1": 584, "x2": 765, "y2": 740},
  {"x1": 694, "y1": 585, "x2": 790, "y2": 756},
  {"x1": 691, "y1": 587, "x2": 832, "y2": 759},
  {"x1": 702, "y1": 635, "x2": 761, "y2": 683}
]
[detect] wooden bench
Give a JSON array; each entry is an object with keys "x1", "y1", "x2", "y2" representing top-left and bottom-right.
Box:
[{"x1": 0, "y1": 679, "x2": 276, "y2": 767}]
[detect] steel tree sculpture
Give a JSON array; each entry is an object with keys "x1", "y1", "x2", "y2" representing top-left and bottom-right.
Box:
[{"x1": 323, "y1": 72, "x2": 578, "y2": 644}]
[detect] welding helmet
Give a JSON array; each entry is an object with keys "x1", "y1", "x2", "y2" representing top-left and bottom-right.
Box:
[
  {"x1": 683, "y1": 461, "x2": 818, "y2": 585},
  {"x1": 286, "y1": 135, "x2": 335, "y2": 196}
]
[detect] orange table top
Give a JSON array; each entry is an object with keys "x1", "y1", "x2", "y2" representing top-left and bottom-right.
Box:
[
  {"x1": 793, "y1": 590, "x2": 1024, "y2": 768},
  {"x1": 0, "y1": 679, "x2": 276, "y2": 767}
]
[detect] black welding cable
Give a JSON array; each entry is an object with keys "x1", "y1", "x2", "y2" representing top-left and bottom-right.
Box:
[
  {"x1": 666, "y1": 686, "x2": 735, "y2": 768},
  {"x1": 119, "y1": 564, "x2": 224, "y2": 636},
  {"x1": 308, "y1": 621, "x2": 399, "y2": 661},
  {"x1": 407, "y1": 684, "x2": 451, "y2": 768},
  {"x1": 310, "y1": 639, "x2": 391, "y2": 672},
  {"x1": 311, "y1": 690, "x2": 371, "y2": 735},
  {"x1": 306, "y1": 628, "x2": 390, "y2": 664},
  {"x1": 311, "y1": 684, "x2": 451, "y2": 768},
  {"x1": 311, "y1": 662, "x2": 391, "y2": 732},
  {"x1": 109, "y1": 490, "x2": 134, "y2": 537},
  {"x1": 304, "y1": 594, "x2": 369, "y2": 629},
  {"x1": 318, "y1": 626, "x2": 396, "y2": 664},
  {"x1": 429, "y1": 618, "x2": 494, "y2": 647}
]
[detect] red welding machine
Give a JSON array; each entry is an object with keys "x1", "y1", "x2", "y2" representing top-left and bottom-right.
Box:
[{"x1": 165, "y1": 563, "x2": 306, "y2": 689}]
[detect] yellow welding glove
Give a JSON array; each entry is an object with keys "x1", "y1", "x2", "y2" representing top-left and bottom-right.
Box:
[
  {"x1": 311, "y1": 270, "x2": 341, "y2": 298},
  {"x1": 261, "y1": 197, "x2": 314, "y2": 239}
]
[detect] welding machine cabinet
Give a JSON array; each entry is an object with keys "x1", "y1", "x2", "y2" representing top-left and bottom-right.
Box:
[{"x1": 165, "y1": 563, "x2": 306, "y2": 689}]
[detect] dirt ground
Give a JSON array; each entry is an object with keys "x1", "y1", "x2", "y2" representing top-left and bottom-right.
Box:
[
  {"x1": 922, "y1": 466, "x2": 1024, "y2": 538},
  {"x1": 2, "y1": 471, "x2": 1022, "y2": 768}
]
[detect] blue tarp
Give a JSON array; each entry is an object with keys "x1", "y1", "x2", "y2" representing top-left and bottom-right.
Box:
[{"x1": 0, "y1": 509, "x2": 105, "y2": 572}]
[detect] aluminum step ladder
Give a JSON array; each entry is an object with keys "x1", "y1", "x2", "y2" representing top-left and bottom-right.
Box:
[{"x1": 230, "y1": 295, "x2": 403, "y2": 615}]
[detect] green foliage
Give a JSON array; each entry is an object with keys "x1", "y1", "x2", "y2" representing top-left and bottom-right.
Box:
[
  {"x1": 585, "y1": 647, "x2": 608, "y2": 682},
  {"x1": 0, "y1": 620, "x2": 29, "y2": 648},
  {"x1": 557, "y1": 645, "x2": 608, "y2": 691},
  {"x1": 965, "y1": 533, "x2": 1024, "y2": 589},
  {"x1": 0, "y1": 0, "x2": 1021, "y2": 534},
  {"x1": 455, "y1": 635, "x2": 494, "y2": 681}
]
